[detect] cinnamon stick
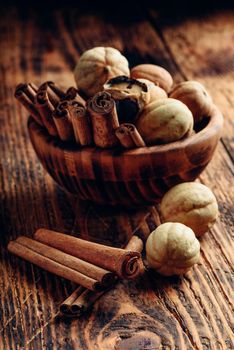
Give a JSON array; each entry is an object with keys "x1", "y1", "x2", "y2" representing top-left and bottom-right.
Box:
[
  {"x1": 20, "y1": 236, "x2": 115, "y2": 285},
  {"x1": 7, "y1": 241, "x2": 101, "y2": 291},
  {"x1": 116, "y1": 123, "x2": 145, "y2": 148},
  {"x1": 52, "y1": 109, "x2": 74, "y2": 142},
  {"x1": 71, "y1": 289, "x2": 106, "y2": 315},
  {"x1": 28, "y1": 82, "x2": 38, "y2": 93},
  {"x1": 125, "y1": 235, "x2": 144, "y2": 252},
  {"x1": 14, "y1": 89, "x2": 43, "y2": 126},
  {"x1": 60, "y1": 287, "x2": 104, "y2": 316},
  {"x1": 15, "y1": 83, "x2": 38, "y2": 102},
  {"x1": 87, "y1": 91, "x2": 119, "y2": 148},
  {"x1": 70, "y1": 235, "x2": 144, "y2": 316},
  {"x1": 34, "y1": 229, "x2": 143, "y2": 280},
  {"x1": 48, "y1": 81, "x2": 66, "y2": 99},
  {"x1": 115, "y1": 124, "x2": 135, "y2": 148},
  {"x1": 126, "y1": 123, "x2": 146, "y2": 147},
  {"x1": 65, "y1": 87, "x2": 86, "y2": 106},
  {"x1": 69, "y1": 105, "x2": 93, "y2": 146},
  {"x1": 35, "y1": 89, "x2": 58, "y2": 136},
  {"x1": 8, "y1": 236, "x2": 110, "y2": 291},
  {"x1": 60, "y1": 286, "x2": 85, "y2": 314},
  {"x1": 60, "y1": 235, "x2": 144, "y2": 316},
  {"x1": 57, "y1": 100, "x2": 69, "y2": 112},
  {"x1": 39, "y1": 81, "x2": 65, "y2": 107}
]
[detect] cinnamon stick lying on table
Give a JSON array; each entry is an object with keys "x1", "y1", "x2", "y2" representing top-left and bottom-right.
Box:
[
  {"x1": 115, "y1": 123, "x2": 145, "y2": 148},
  {"x1": 60, "y1": 234, "x2": 144, "y2": 316},
  {"x1": 8, "y1": 235, "x2": 118, "y2": 295},
  {"x1": 8, "y1": 236, "x2": 116, "y2": 291},
  {"x1": 35, "y1": 89, "x2": 58, "y2": 136},
  {"x1": 61, "y1": 289, "x2": 106, "y2": 316},
  {"x1": 87, "y1": 91, "x2": 119, "y2": 148},
  {"x1": 125, "y1": 234, "x2": 144, "y2": 252},
  {"x1": 34, "y1": 229, "x2": 143, "y2": 280},
  {"x1": 71, "y1": 289, "x2": 106, "y2": 315},
  {"x1": 7, "y1": 241, "x2": 100, "y2": 291},
  {"x1": 69, "y1": 105, "x2": 93, "y2": 146},
  {"x1": 60, "y1": 286, "x2": 85, "y2": 314}
]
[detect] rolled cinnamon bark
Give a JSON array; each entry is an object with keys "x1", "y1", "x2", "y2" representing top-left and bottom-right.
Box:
[
  {"x1": 60, "y1": 286, "x2": 106, "y2": 316},
  {"x1": 125, "y1": 234, "x2": 145, "y2": 276},
  {"x1": 15, "y1": 83, "x2": 38, "y2": 102},
  {"x1": 65, "y1": 87, "x2": 86, "y2": 106},
  {"x1": 115, "y1": 125, "x2": 135, "y2": 148},
  {"x1": 122, "y1": 123, "x2": 146, "y2": 147},
  {"x1": 34, "y1": 229, "x2": 142, "y2": 280},
  {"x1": 52, "y1": 109, "x2": 74, "y2": 142},
  {"x1": 14, "y1": 89, "x2": 42, "y2": 126},
  {"x1": 57, "y1": 100, "x2": 69, "y2": 112},
  {"x1": 8, "y1": 238, "x2": 103, "y2": 291},
  {"x1": 125, "y1": 235, "x2": 144, "y2": 252},
  {"x1": 60, "y1": 286, "x2": 85, "y2": 314},
  {"x1": 87, "y1": 91, "x2": 119, "y2": 148},
  {"x1": 39, "y1": 81, "x2": 65, "y2": 107},
  {"x1": 12, "y1": 236, "x2": 116, "y2": 289},
  {"x1": 29, "y1": 82, "x2": 38, "y2": 93},
  {"x1": 35, "y1": 89, "x2": 58, "y2": 136},
  {"x1": 24, "y1": 236, "x2": 114, "y2": 284},
  {"x1": 60, "y1": 234, "x2": 144, "y2": 317},
  {"x1": 69, "y1": 105, "x2": 93, "y2": 146},
  {"x1": 115, "y1": 123, "x2": 145, "y2": 148},
  {"x1": 71, "y1": 289, "x2": 106, "y2": 315},
  {"x1": 48, "y1": 81, "x2": 66, "y2": 99}
]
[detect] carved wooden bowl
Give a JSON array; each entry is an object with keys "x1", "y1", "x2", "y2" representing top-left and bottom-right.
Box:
[{"x1": 28, "y1": 105, "x2": 223, "y2": 206}]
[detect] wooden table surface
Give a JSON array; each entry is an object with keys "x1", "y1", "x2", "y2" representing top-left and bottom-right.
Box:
[{"x1": 1, "y1": 3, "x2": 233, "y2": 349}]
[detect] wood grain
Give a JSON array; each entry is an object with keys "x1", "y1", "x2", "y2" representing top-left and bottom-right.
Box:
[
  {"x1": 27, "y1": 104, "x2": 223, "y2": 206},
  {"x1": 0, "y1": 4, "x2": 233, "y2": 350},
  {"x1": 149, "y1": 9, "x2": 234, "y2": 161}
]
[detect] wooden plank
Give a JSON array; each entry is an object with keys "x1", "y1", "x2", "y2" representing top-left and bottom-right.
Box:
[
  {"x1": 0, "y1": 5, "x2": 233, "y2": 350},
  {"x1": 149, "y1": 9, "x2": 234, "y2": 161},
  {"x1": 0, "y1": 7, "x2": 75, "y2": 349}
]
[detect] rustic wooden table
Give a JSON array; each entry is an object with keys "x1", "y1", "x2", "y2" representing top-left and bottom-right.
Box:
[{"x1": 1, "y1": 3, "x2": 233, "y2": 349}]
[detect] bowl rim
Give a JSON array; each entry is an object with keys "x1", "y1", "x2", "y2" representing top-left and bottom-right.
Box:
[
  {"x1": 28, "y1": 104, "x2": 223, "y2": 158},
  {"x1": 28, "y1": 104, "x2": 223, "y2": 182}
]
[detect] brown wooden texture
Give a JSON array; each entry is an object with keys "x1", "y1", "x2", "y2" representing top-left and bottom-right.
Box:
[
  {"x1": 28, "y1": 105, "x2": 223, "y2": 206},
  {"x1": 0, "y1": 4, "x2": 233, "y2": 350}
]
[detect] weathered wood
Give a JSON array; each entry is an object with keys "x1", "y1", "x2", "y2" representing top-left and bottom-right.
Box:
[
  {"x1": 149, "y1": 9, "x2": 234, "y2": 161},
  {"x1": 0, "y1": 5, "x2": 233, "y2": 350}
]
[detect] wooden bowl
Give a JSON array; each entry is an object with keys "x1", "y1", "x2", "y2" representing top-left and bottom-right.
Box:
[{"x1": 28, "y1": 105, "x2": 223, "y2": 206}]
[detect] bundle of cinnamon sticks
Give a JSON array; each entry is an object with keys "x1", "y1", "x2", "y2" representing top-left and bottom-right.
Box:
[
  {"x1": 7, "y1": 230, "x2": 144, "y2": 316},
  {"x1": 59, "y1": 234, "x2": 144, "y2": 317},
  {"x1": 14, "y1": 81, "x2": 146, "y2": 150}
]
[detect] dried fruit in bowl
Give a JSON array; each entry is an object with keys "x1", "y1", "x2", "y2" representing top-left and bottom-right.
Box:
[
  {"x1": 170, "y1": 80, "x2": 213, "y2": 123},
  {"x1": 104, "y1": 76, "x2": 150, "y2": 123},
  {"x1": 131, "y1": 63, "x2": 173, "y2": 93},
  {"x1": 136, "y1": 98, "x2": 193, "y2": 145},
  {"x1": 74, "y1": 47, "x2": 130, "y2": 97}
]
